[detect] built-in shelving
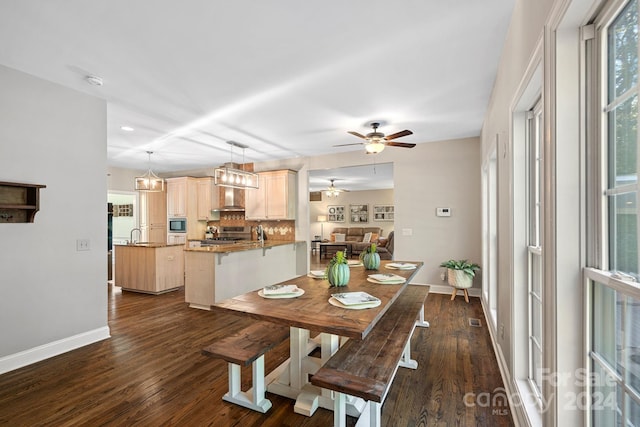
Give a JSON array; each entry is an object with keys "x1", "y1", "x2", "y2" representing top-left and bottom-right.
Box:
[{"x1": 0, "y1": 181, "x2": 46, "y2": 223}]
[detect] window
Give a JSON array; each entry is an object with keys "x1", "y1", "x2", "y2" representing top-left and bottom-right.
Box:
[
  {"x1": 527, "y1": 99, "x2": 544, "y2": 403},
  {"x1": 588, "y1": 1, "x2": 640, "y2": 425}
]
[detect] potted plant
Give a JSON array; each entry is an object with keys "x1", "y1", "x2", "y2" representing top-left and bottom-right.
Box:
[
  {"x1": 439, "y1": 259, "x2": 480, "y2": 295},
  {"x1": 326, "y1": 250, "x2": 350, "y2": 287},
  {"x1": 359, "y1": 243, "x2": 380, "y2": 270}
]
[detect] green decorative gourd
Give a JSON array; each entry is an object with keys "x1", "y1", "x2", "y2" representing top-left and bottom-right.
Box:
[
  {"x1": 326, "y1": 250, "x2": 350, "y2": 287},
  {"x1": 360, "y1": 243, "x2": 380, "y2": 270}
]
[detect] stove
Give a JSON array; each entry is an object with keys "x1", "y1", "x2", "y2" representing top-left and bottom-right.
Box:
[{"x1": 201, "y1": 226, "x2": 251, "y2": 246}]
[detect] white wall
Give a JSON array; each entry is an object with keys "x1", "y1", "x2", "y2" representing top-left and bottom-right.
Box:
[
  {"x1": 0, "y1": 65, "x2": 109, "y2": 373},
  {"x1": 481, "y1": 0, "x2": 594, "y2": 425}
]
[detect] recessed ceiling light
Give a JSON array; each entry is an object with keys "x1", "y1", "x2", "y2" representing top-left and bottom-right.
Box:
[
  {"x1": 120, "y1": 126, "x2": 135, "y2": 132},
  {"x1": 86, "y1": 75, "x2": 103, "y2": 86}
]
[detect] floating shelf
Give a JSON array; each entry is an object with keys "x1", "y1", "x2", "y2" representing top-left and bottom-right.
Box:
[{"x1": 0, "y1": 181, "x2": 46, "y2": 223}]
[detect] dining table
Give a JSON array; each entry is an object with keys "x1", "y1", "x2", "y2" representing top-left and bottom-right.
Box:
[{"x1": 211, "y1": 259, "x2": 427, "y2": 418}]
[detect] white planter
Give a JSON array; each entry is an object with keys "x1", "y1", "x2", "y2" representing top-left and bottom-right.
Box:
[{"x1": 447, "y1": 269, "x2": 473, "y2": 289}]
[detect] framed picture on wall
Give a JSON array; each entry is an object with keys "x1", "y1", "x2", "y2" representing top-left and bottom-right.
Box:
[
  {"x1": 327, "y1": 205, "x2": 345, "y2": 222},
  {"x1": 350, "y1": 204, "x2": 369, "y2": 223},
  {"x1": 373, "y1": 205, "x2": 394, "y2": 221}
]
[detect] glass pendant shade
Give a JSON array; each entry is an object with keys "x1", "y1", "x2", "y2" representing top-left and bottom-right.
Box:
[
  {"x1": 365, "y1": 141, "x2": 385, "y2": 154},
  {"x1": 213, "y1": 166, "x2": 259, "y2": 189},
  {"x1": 213, "y1": 141, "x2": 259, "y2": 190},
  {"x1": 135, "y1": 151, "x2": 164, "y2": 192},
  {"x1": 135, "y1": 170, "x2": 164, "y2": 192}
]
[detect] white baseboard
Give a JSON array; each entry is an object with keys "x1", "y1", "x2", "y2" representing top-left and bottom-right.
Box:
[
  {"x1": 480, "y1": 297, "x2": 525, "y2": 427},
  {"x1": 0, "y1": 326, "x2": 111, "y2": 375}
]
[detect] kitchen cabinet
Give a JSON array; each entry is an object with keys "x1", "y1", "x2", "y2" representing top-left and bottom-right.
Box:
[
  {"x1": 167, "y1": 233, "x2": 187, "y2": 245},
  {"x1": 245, "y1": 170, "x2": 297, "y2": 220},
  {"x1": 139, "y1": 188, "x2": 166, "y2": 244},
  {"x1": 166, "y1": 178, "x2": 188, "y2": 217},
  {"x1": 114, "y1": 243, "x2": 184, "y2": 294},
  {"x1": 196, "y1": 177, "x2": 220, "y2": 220},
  {"x1": 166, "y1": 177, "x2": 204, "y2": 241}
]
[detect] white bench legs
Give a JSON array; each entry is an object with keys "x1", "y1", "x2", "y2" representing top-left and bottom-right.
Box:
[{"x1": 222, "y1": 355, "x2": 272, "y2": 413}]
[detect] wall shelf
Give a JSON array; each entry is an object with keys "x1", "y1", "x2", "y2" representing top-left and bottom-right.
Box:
[{"x1": 0, "y1": 181, "x2": 46, "y2": 223}]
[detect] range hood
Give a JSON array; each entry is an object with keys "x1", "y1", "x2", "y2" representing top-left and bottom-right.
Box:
[{"x1": 214, "y1": 186, "x2": 245, "y2": 212}]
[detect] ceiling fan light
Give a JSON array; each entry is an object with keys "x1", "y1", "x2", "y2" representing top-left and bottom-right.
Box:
[{"x1": 366, "y1": 142, "x2": 385, "y2": 154}]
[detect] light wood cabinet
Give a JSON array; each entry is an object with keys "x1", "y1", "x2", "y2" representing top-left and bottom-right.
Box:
[
  {"x1": 245, "y1": 170, "x2": 297, "y2": 220},
  {"x1": 140, "y1": 188, "x2": 166, "y2": 244},
  {"x1": 166, "y1": 177, "x2": 204, "y2": 241},
  {"x1": 114, "y1": 244, "x2": 184, "y2": 294},
  {"x1": 196, "y1": 177, "x2": 220, "y2": 220},
  {"x1": 166, "y1": 178, "x2": 187, "y2": 217},
  {"x1": 167, "y1": 233, "x2": 187, "y2": 245}
]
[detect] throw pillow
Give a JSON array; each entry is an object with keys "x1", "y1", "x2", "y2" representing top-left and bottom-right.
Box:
[
  {"x1": 334, "y1": 233, "x2": 346, "y2": 242},
  {"x1": 371, "y1": 233, "x2": 379, "y2": 242},
  {"x1": 330, "y1": 233, "x2": 336, "y2": 242},
  {"x1": 362, "y1": 232, "x2": 372, "y2": 243},
  {"x1": 378, "y1": 237, "x2": 388, "y2": 248}
]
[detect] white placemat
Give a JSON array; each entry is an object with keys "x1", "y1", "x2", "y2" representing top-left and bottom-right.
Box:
[
  {"x1": 367, "y1": 273, "x2": 406, "y2": 284},
  {"x1": 385, "y1": 262, "x2": 417, "y2": 270},
  {"x1": 258, "y1": 288, "x2": 305, "y2": 299},
  {"x1": 328, "y1": 295, "x2": 381, "y2": 310}
]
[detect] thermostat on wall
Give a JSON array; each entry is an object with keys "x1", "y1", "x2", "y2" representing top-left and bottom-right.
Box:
[{"x1": 436, "y1": 207, "x2": 451, "y2": 217}]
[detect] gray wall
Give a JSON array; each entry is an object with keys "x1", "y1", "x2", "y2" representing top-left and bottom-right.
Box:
[
  {"x1": 255, "y1": 136, "x2": 482, "y2": 288},
  {"x1": 0, "y1": 65, "x2": 109, "y2": 372}
]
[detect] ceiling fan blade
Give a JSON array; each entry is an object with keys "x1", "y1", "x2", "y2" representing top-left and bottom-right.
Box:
[
  {"x1": 334, "y1": 142, "x2": 365, "y2": 147},
  {"x1": 386, "y1": 141, "x2": 416, "y2": 148},
  {"x1": 384, "y1": 129, "x2": 413, "y2": 140},
  {"x1": 348, "y1": 131, "x2": 368, "y2": 139}
]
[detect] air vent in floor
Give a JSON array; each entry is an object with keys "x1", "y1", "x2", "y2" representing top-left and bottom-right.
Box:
[{"x1": 469, "y1": 318, "x2": 482, "y2": 327}]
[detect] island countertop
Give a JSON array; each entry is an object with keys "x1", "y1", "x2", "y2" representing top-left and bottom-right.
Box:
[
  {"x1": 114, "y1": 242, "x2": 185, "y2": 248},
  {"x1": 184, "y1": 240, "x2": 302, "y2": 253},
  {"x1": 184, "y1": 240, "x2": 306, "y2": 309}
]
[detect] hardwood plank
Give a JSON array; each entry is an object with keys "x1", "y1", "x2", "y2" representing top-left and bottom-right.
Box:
[{"x1": 0, "y1": 254, "x2": 513, "y2": 426}]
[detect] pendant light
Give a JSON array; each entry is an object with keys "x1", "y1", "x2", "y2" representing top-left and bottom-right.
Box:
[
  {"x1": 213, "y1": 141, "x2": 259, "y2": 190},
  {"x1": 135, "y1": 151, "x2": 164, "y2": 192}
]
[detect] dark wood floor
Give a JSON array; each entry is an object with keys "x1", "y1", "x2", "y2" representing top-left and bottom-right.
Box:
[{"x1": 0, "y1": 253, "x2": 514, "y2": 426}]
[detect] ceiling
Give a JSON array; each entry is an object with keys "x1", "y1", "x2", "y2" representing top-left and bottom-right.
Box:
[
  {"x1": 0, "y1": 1, "x2": 514, "y2": 179},
  {"x1": 309, "y1": 163, "x2": 393, "y2": 193}
]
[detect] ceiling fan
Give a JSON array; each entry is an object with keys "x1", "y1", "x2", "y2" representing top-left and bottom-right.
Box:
[
  {"x1": 335, "y1": 122, "x2": 416, "y2": 154},
  {"x1": 325, "y1": 179, "x2": 349, "y2": 198}
]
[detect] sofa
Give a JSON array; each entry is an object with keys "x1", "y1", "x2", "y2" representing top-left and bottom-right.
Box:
[{"x1": 329, "y1": 227, "x2": 394, "y2": 260}]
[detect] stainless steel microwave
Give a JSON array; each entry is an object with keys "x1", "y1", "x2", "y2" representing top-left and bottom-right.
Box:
[{"x1": 168, "y1": 218, "x2": 187, "y2": 233}]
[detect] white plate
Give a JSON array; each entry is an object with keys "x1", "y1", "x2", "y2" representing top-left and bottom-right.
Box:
[
  {"x1": 258, "y1": 288, "x2": 305, "y2": 299},
  {"x1": 386, "y1": 263, "x2": 417, "y2": 270},
  {"x1": 328, "y1": 296, "x2": 381, "y2": 310},
  {"x1": 347, "y1": 260, "x2": 363, "y2": 267},
  {"x1": 366, "y1": 276, "x2": 406, "y2": 285},
  {"x1": 307, "y1": 270, "x2": 324, "y2": 279}
]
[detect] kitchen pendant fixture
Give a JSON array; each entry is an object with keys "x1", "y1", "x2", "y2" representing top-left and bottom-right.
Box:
[
  {"x1": 213, "y1": 141, "x2": 259, "y2": 190},
  {"x1": 134, "y1": 151, "x2": 164, "y2": 192}
]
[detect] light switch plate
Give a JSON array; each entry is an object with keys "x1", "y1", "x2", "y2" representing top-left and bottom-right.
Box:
[
  {"x1": 436, "y1": 207, "x2": 451, "y2": 217},
  {"x1": 76, "y1": 239, "x2": 90, "y2": 251}
]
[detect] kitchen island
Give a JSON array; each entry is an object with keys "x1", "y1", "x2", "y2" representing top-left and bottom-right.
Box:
[
  {"x1": 184, "y1": 240, "x2": 306, "y2": 310},
  {"x1": 114, "y1": 243, "x2": 185, "y2": 294}
]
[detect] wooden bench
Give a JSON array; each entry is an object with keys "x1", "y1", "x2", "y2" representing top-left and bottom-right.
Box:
[
  {"x1": 310, "y1": 285, "x2": 430, "y2": 427},
  {"x1": 202, "y1": 321, "x2": 290, "y2": 413}
]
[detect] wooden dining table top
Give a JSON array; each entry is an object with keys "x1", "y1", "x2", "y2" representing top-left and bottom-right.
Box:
[{"x1": 211, "y1": 260, "x2": 424, "y2": 340}]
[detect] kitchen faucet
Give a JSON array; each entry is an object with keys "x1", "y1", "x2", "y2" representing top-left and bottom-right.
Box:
[
  {"x1": 130, "y1": 228, "x2": 142, "y2": 244},
  {"x1": 256, "y1": 225, "x2": 264, "y2": 247}
]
